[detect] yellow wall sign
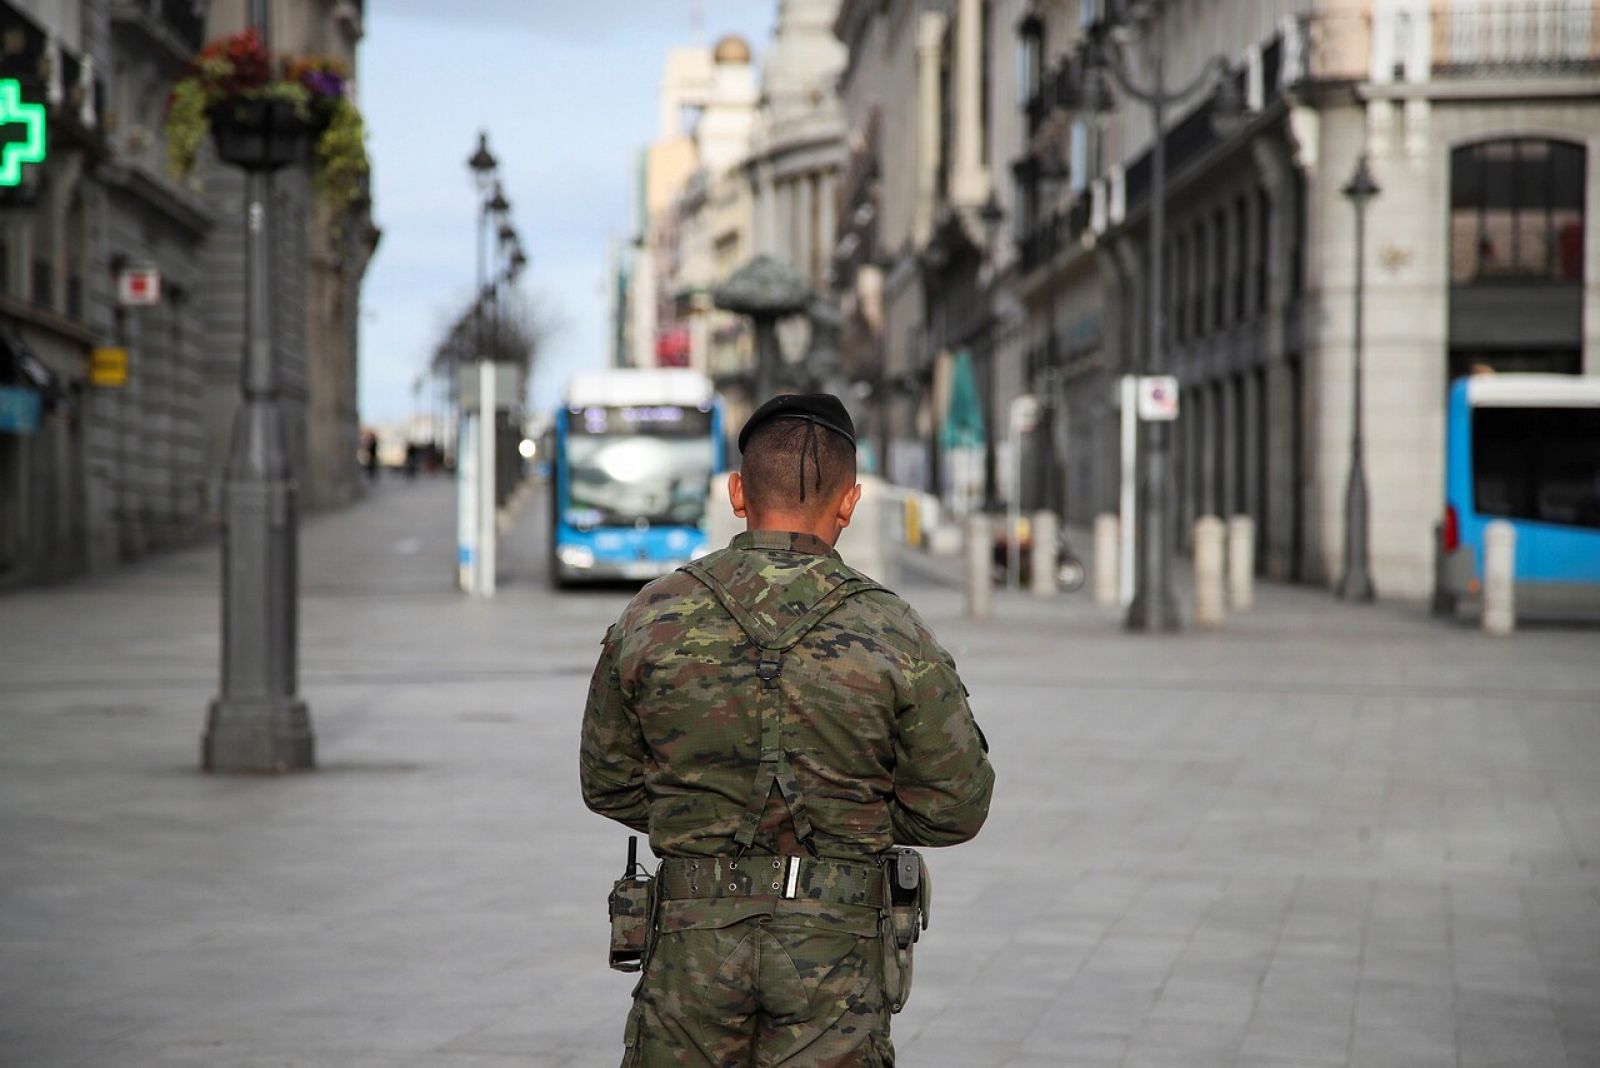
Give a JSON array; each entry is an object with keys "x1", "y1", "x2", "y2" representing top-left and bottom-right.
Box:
[{"x1": 90, "y1": 347, "x2": 128, "y2": 388}]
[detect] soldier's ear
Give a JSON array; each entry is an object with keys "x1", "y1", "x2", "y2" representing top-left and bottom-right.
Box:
[
  {"x1": 728, "y1": 471, "x2": 748, "y2": 518},
  {"x1": 835, "y1": 483, "x2": 863, "y2": 530}
]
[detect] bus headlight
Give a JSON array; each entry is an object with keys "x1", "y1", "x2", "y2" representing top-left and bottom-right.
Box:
[{"x1": 558, "y1": 546, "x2": 596, "y2": 569}]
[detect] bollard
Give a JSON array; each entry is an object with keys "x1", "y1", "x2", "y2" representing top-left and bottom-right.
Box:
[
  {"x1": 1483, "y1": 519, "x2": 1516, "y2": 635},
  {"x1": 966, "y1": 513, "x2": 992, "y2": 621},
  {"x1": 1093, "y1": 513, "x2": 1119, "y2": 607},
  {"x1": 904, "y1": 494, "x2": 922, "y2": 549},
  {"x1": 1227, "y1": 515, "x2": 1256, "y2": 611},
  {"x1": 1031, "y1": 510, "x2": 1058, "y2": 598},
  {"x1": 1193, "y1": 516, "x2": 1227, "y2": 627}
]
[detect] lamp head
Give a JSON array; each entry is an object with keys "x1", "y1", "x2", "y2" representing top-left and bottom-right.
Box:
[
  {"x1": 1209, "y1": 62, "x2": 1247, "y2": 137},
  {"x1": 486, "y1": 181, "x2": 511, "y2": 218},
  {"x1": 1342, "y1": 153, "x2": 1380, "y2": 206},
  {"x1": 467, "y1": 131, "x2": 498, "y2": 191},
  {"x1": 978, "y1": 191, "x2": 1006, "y2": 248}
]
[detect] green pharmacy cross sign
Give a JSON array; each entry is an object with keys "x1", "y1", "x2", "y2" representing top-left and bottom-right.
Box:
[{"x1": 0, "y1": 79, "x2": 47, "y2": 187}]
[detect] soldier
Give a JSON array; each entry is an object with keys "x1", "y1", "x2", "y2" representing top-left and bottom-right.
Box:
[{"x1": 581, "y1": 393, "x2": 994, "y2": 1066}]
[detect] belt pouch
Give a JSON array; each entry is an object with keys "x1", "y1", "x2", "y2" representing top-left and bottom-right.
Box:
[
  {"x1": 608, "y1": 871, "x2": 656, "y2": 972},
  {"x1": 881, "y1": 847, "x2": 929, "y2": 1012}
]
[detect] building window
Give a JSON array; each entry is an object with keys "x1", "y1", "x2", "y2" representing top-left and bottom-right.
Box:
[
  {"x1": 1173, "y1": 233, "x2": 1189, "y2": 343},
  {"x1": 1191, "y1": 224, "x2": 1207, "y2": 336},
  {"x1": 1212, "y1": 209, "x2": 1226, "y2": 330},
  {"x1": 1255, "y1": 187, "x2": 1271, "y2": 314},
  {"x1": 1233, "y1": 195, "x2": 1248, "y2": 320},
  {"x1": 1451, "y1": 138, "x2": 1585, "y2": 284}
]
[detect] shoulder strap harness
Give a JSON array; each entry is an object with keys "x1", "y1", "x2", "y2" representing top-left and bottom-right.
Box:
[{"x1": 681, "y1": 559, "x2": 883, "y2": 855}]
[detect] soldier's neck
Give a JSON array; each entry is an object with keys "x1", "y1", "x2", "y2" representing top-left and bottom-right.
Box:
[{"x1": 745, "y1": 515, "x2": 841, "y2": 548}]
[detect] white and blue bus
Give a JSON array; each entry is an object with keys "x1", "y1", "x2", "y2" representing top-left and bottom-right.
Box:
[
  {"x1": 1439, "y1": 373, "x2": 1600, "y2": 615},
  {"x1": 549, "y1": 369, "x2": 725, "y2": 586}
]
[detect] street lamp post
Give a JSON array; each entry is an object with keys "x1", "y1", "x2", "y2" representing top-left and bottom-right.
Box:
[
  {"x1": 203, "y1": 0, "x2": 313, "y2": 772},
  {"x1": 1077, "y1": 17, "x2": 1241, "y2": 633},
  {"x1": 1337, "y1": 154, "x2": 1379, "y2": 601}
]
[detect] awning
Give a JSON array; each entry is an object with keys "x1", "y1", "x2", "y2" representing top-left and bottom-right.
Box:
[{"x1": 0, "y1": 329, "x2": 68, "y2": 411}]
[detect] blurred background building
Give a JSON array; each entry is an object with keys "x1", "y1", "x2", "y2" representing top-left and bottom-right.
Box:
[
  {"x1": 0, "y1": 0, "x2": 376, "y2": 587},
  {"x1": 823, "y1": 0, "x2": 1596, "y2": 599}
]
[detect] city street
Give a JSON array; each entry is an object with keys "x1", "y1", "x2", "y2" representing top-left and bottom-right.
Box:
[{"x1": 3, "y1": 477, "x2": 1599, "y2": 1067}]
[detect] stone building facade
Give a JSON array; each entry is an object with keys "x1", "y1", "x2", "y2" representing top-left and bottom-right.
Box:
[
  {"x1": 0, "y1": 0, "x2": 374, "y2": 588},
  {"x1": 620, "y1": 2, "x2": 853, "y2": 437},
  {"x1": 832, "y1": 0, "x2": 1598, "y2": 599}
]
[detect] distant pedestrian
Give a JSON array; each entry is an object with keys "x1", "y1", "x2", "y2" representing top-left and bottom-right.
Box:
[
  {"x1": 581, "y1": 393, "x2": 995, "y2": 1065},
  {"x1": 404, "y1": 442, "x2": 420, "y2": 480},
  {"x1": 361, "y1": 430, "x2": 379, "y2": 483}
]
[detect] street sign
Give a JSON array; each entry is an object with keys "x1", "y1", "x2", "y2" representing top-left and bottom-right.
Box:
[
  {"x1": 0, "y1": 385, "x2": 41, "y2": 435},
  {"x1": 90, "y1": 347, "x2": 128, "y2": 388},
  {"x1": 0, "y1": 80, "x2": 47, "y2": 187},
  {"x1": 117, "y1": 268, "x2": 162, "y2": 307},
  {"x1": 1137, "y1": 375, "x2": 1180, "y2": 421}
]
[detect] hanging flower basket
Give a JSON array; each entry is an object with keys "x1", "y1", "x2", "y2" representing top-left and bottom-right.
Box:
[
  {"x1": 208, "y1": 96, "x2": 323, "y2": 172},
  {"x1": 165, "y1": 30, "x2": 369, "y2": 208}
]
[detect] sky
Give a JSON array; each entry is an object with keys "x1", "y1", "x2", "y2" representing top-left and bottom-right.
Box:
[{"x1": 357, "y1": 1, "x2": 779, "y2": 428}]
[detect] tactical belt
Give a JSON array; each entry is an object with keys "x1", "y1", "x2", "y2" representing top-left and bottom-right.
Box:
[{"x1": 657, "y1": 854, "x2": 885, "y2": 910}]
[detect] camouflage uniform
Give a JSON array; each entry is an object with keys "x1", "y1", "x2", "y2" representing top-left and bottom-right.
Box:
[{"x1": 581, "y1": 531, "x2": 994, "y2": 1066}]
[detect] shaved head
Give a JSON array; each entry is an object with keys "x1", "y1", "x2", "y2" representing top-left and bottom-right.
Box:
[{"x1": 739, "y1": 418, "x2": 856, "y2": 519}]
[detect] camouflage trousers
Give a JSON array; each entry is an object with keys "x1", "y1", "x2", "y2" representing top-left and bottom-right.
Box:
[{"x1": 622, "y1": 897, "x2": 894, "y2": 1067}]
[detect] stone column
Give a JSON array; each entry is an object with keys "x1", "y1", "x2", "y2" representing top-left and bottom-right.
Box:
[{"x1": 951, "y1": 0, "x2": 987, "y2": 206}]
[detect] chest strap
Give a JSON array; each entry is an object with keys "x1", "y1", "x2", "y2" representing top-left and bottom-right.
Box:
[{"x1": 682, "y1": 559, "x2": 882, "y2": 852}]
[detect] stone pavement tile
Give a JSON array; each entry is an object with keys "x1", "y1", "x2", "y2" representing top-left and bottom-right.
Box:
[
  {"x1": 1123, "y1": 1020, "x2": 1243, "y2": 1063},
  {"x1": 1015, "y1": 1017, "x2": 1131, "y2": 1065},
  {"x1": 1457, "y1": 1013, "x2": 1571, "y2": 1068},
  {"x1": 1236, "y1": 1013, "x2": 1353, "y2": 1066},
  {"x1": 1144, "y1": 978, "x2": 1258, "y2": 1028}
]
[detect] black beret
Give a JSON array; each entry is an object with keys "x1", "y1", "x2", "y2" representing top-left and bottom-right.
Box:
[{"x1": 737, "y1": 393, "x2": 857, "y2": 454}]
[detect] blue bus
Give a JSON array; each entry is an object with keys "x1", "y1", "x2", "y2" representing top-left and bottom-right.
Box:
[
  {"x1": 550, "y1": 369, "x2": 725, "y2": 586},
  {"x1": 1438, "y1": 373, "x2": 1600, "y2": 616}
]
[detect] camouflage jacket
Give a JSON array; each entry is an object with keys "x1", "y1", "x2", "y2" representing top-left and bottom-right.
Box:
[{"x1": 579, "y1": 530, "x2": 994, "y2": 860}]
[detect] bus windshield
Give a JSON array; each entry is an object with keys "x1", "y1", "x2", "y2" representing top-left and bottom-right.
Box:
[
  {"x1": 1472, "y1": 406, "x2": 1600, "y2": 530},
  {"x1": 566, "y1": 406, "x2": 715, "y2": 527}
]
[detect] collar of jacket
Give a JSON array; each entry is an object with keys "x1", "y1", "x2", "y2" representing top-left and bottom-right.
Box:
[{"x1": 729, "y1": 530, "x2": 839, "y2": 559}]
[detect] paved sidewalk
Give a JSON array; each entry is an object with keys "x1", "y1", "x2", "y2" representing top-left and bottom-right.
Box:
[{"x1": 2, "y1": 478, "x2": 1598, "y2": 1067}]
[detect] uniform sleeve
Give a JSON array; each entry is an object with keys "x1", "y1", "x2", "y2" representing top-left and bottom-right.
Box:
[
  {"x1": 890, "y1": 613, "x2": 995, "y2": 847},
  {"x1": 578, "y1": 626, "x2": 651, "y2": 832}
]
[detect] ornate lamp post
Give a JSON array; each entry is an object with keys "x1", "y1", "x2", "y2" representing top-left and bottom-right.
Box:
[
  {"x1": 203, "y1": 0, "x2": 316, "y2": 772},
  {"x1": 1337, "y1": 154, "x2": 1379, "y2": 601},
  {"x1": 1073, "y1": 10, "x2": 1243, "y2": 633}
]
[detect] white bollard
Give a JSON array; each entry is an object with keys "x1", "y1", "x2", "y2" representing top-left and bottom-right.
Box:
[
  {"x1": 1227, "y1": 514, "x2": 1256, "y2": 611},
  {"x1": 1031, "y1": 510, "x2": 1058, "y2": 598},
  {"x1": 1193, "y1": 516, "x2": 1227, "y2": 627},
  {"x1": 1483, "y1": 519, "x2": 1516, "y2": 635},
  {"x1": 966, "y1": 514, "x2": 992, "y2": 621},
  {"x1": 1093, "y1": 513, "x2": 1119, "y2": 607}
]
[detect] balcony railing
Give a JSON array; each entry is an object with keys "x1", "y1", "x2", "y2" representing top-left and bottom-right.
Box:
[
  {"x1": 1288, "y1": 3, "x2": 1598, "y2": 84},
  {"x1": 1433, "y1": 3, "x2": 1598, "y2": 75},
  {"x1": 1019, "y1": 195, "x2": 1092, "y2": 272}
]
